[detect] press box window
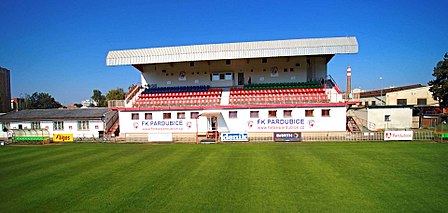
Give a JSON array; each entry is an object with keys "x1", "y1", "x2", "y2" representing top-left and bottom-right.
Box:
[
  {"x1": 283, "y1": 110, "x2": 292, "y2": 118},
  {"x1": 322, "y1": 109, "x2": 330, "y2": 117},
  {"x1": 268, "y1": 110, "x2": 277, "y2": 118},
  {"x1": 211, "y1": 73, "x2": 233, "y2": 81},
  {"x1": 250, "y1": 111, "x2": 259, "y2": 118},
  {"x1": 145, "y1": 113, "x2": 152, "y2": 120},
  {"x1": 131, "y1": 113, "x2": 139, "y2": 120},
  {"x1": 163, "y1": 113, "x2": 172, "y2": 120},
  {"x1": 191, "y1": 112, "x2": 199, "y2": 119},
  {"x1": 229, "y1": 111, "x2": 238, "y2": 119},
  {"x1": 78, "y1": 121, "x2": 89, "y2": 130},
  {"x1": 305, "y1": 110, "x2": 314, "y2": 117},
  {"x1": 177, "y1": 112, "x2": 186, "y2": 119}
]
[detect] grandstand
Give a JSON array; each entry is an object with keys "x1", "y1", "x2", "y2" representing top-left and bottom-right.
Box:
[{"x1": 106, "y1": 36, "x2": 358, "y2": 142}]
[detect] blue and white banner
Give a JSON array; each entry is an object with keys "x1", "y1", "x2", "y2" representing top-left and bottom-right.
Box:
[{"x1": 221, "y1": 133, "x2": 249, "y2": 142}]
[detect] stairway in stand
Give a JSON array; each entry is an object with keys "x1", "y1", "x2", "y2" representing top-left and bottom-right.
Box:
[{"x1": 346, "y1": 116, "x2": 361, "y2": 132}]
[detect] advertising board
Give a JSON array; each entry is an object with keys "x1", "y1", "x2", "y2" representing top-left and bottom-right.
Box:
[
  {"x1": 53, "y1": 134, "x2": 74, "y2": 142},
  {"x1": 384, "y1": 131, "x2": 413, "y2": 141},
  {"x1": 221, "y1": 133, "x2": 249, "y2": 142},
  {"x1": 148, "y1": 133, "x2": 173, "y2": 142},
  {"x1": 273, "y1": 132, "x2": 301, "y2": 142}
]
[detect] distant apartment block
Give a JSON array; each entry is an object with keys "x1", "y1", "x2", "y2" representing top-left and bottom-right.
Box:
[{"x1": 0, "y1": 67, "x2": 11, "y2": 112}]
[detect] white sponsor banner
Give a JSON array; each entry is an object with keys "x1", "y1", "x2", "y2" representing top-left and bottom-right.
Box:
[
  {"x1": 148, "y1": 132, "x2": 173, "y2": 142},
  {"x1": 384, "y1": 131, "x2": 413, "y2": 141},
  {"x1": 133, "y1": 120, "x2": 196, "y2": 132},
  {"x1": 221, "y1": 133, "x2": 249, "y2": 142}
]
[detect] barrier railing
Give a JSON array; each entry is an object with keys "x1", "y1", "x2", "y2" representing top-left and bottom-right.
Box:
[{"x1": 121, "y1": 131, "x2": 435, "y2": 143}]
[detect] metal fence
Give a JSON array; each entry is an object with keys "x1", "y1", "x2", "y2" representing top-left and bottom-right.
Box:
[{"x1": 122, "y1": 131, "x2": 435, "y2": 143}]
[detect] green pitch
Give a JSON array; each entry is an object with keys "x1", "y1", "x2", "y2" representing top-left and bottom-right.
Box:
[{"x1": 1, "y1": 142, "x2": 447, "y2": 212}]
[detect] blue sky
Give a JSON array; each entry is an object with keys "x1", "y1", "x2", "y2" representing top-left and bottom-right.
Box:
[{"x1": 0, "y1": 0, "x2": 447, "y2": 105}]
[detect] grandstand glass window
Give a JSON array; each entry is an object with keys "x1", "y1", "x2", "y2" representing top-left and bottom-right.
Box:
[
  {"x1": 250, "y1": 111, "x2": 259, "y2": 118},
  {"x1": 145, "y1": 113, "x2": 152, "y2": 120},
  {"x1": 417, "y1": 98, "x2": 427, "y2": 105},
  {"x1": 163, "y1": 113, "x2": 171, "y2": 120},
  {"x1": 191, "y1": 112, "x2": 199, "y2": 119},
  {"x1": 177, "y1": 112, "x2": 186, "y2": 119},
  {"x1": 283, "y1": 110, "x2": 292, "y2": 118},
  {"x1": 305, "y1": 110, "x2": 314, "y2": 117},
  {"x1": 78, "y1": 121, "x2": 89, "y2": 131},
  {"x1": 397, "y1": 99, "x2": 407, "y2": 105},
  {"x1": 268, "y1": 110, "x2": 277, "y2": 118},
  {"x1": 229, "y1": 111, "x2": 238, "y2": 119},
  {"x1": 53, "y1": 121, "x2": 64, "y2": 131},
  {"x1": 131, "y1": 113, "x2": 139, "y2": 120},
  {"x1": 31, "y1": 122, "x2": 40, "y2": 129},
  {"x1": 322, "y1": 109, "x2": 330, "y2": 117}
]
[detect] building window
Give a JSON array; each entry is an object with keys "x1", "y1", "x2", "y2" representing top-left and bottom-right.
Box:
[
  {"x1": 177, "y1": 112, "x2": 186, "y2": 119},
  {"x1": 385, "y1": 115, "x2": 391, "y2": 122},
  {"x1": 131, "y1": 113, "x2": 139, "y2": 120},
  {"x1": 365, "y1": 101, "x2": 368, "y2": 106},
  {"x1": 211, "y1": 73, "x2": 233, "y2": 81},
  {"x1": 31, "y1": 122, "x2": 40, "y2": 129},
  {"x1": 226, "y1": 59, "x2": 231, "y2": 65},
  {"x1": 283, "y1": 110, "x2": 292, "y2": 118},
  {"x1": 322, "y1": 109, "x2": 330, "y2": 117},
  {"x1": 305, "y1": 109, "x2": 314, "y2": 117},
  {"x1": 190, "y1": 62, "x2": 194, "y2": 67},
  {"x1": 262, "y1": 58, "x2": 268, "y2": 63},
  {"x1": 417, "y1": 98, "x2": 427, "y2": 105},
  {"x1": 53, "y1": 121, "x2": 64, "y2": 131},
  {"x1": 163, "y1": 113, "x2": 171, "y2": 120},
  {"x1": 78, "y1": 121, "x2": 89, "y2": 130},
  {"x1": 250, "y1": 111, "x2": 259, "y2": 118},
  {"x1": 268, "y1": 110, "x2": 277, "y2": 118},
  {"x1": 145, "y1": 113, "x2": 152, "y2": 120},
  {"x1": 372, "y1": 101, "x2": 376, "y2": 106},
  {"x1": 229, "y1": 111, "x2": 238, "y2": 119},
  {"x1": 397, "y1": 99, "x2": 407, "y2": 105},
  {"x1": 290, "y1": 68, "x2": 294, "y2": 72},
  {"x1": 191, "y1": 112, "x2": 199, "y2": 119}
]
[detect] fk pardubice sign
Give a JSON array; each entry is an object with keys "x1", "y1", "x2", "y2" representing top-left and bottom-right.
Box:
[{"x1": 384, "y1": 131, "x2": 413, "y2": 141}]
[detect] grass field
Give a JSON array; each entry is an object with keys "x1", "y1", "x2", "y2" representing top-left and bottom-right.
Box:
[{"x1": 1, "y1": 142, "x2": 447, "y2": 212}]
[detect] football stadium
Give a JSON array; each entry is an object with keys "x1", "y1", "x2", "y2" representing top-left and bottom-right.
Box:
[{"x1": 106, "y1": 36, "x2": 358, "y2": 142}]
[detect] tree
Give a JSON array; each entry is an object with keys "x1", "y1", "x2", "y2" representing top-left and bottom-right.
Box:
[
  {"x1": 91, "y1": 89, "x2": 106, "y2": 107},
  {"x1": 25, "y1": 92, "x2": 62, "y2": 109},
  {"x1": 106, "y1": 88, "x2": 126, "y2": 101},
  {"x1": 428, "y1": 53, "x2": 448, "y2": 110}
]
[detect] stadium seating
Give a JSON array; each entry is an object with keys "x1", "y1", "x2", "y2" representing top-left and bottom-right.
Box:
[
  {"x1": 229, "y1": 81, "x2": 329, "y2": 105},
  {"x1": 134, "y1": 86, "x2": 222, "y2": 107}
]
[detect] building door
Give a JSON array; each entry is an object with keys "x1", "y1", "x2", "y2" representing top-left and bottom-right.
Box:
[
  {"x1": 207, "y1": 117, "x2": 217, "y2": 131},
  {"x1": 238, "y1": 73, "x2": 244, "y2": 85}
]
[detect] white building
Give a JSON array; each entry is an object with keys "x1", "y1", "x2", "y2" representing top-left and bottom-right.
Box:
[
  {"x1": 0, "y1": 108, "x2": 118, "y2": 138},
  {"x1": 106, "y1": 36, "x2": 358, "y2": 141}
]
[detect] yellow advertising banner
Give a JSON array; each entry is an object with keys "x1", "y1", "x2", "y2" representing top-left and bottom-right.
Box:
[{"x1": 53, "y1": 134, "x2": 74, "y2": 142}]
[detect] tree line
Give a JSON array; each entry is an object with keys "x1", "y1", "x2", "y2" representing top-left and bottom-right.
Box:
[{"x1": 22, "y1": 88, "x2": 127, "y2": 109}]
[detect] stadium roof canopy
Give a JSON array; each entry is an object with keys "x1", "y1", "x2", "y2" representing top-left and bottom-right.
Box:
[{"x1": 106, "y1": 36, "x2": 358, "y2": 66}]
